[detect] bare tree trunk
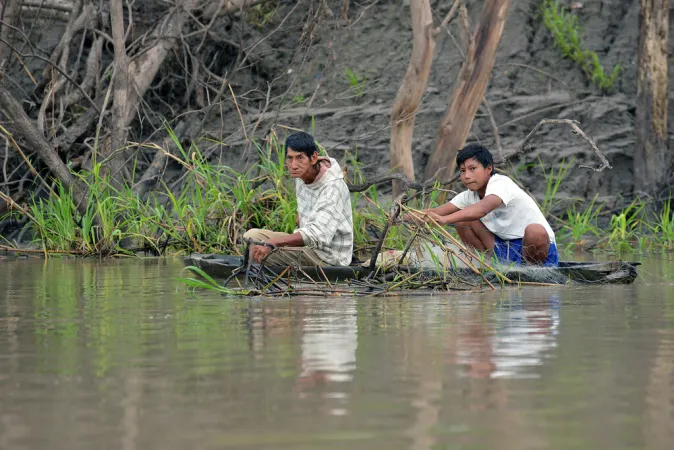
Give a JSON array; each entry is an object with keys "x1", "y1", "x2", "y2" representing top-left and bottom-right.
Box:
[
  {"x1": 424, "y1": 0, "x2": 511, "y2": 182},
  {"x1": 107, "y1": 0, "x2": 131, "y2": 183},
  {"x1": 103, "y1": 0, "x2": 201, "y2": 186},
  {"x1": 634, "y1": 0, "x2": 669, "y2": 194},
  {"x1": 389, "y1": 0, "x2": 435, "y2": 195},
  {"x1": 0, "y1": 83, "x2": 90, "y2": 216},
  {"x1": 0, "y1": 0, "x2": 22, "y2": 72}
]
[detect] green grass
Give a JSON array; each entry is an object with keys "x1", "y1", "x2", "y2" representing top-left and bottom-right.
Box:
[
  {"x1": 648, "y1": 201, "x2": 674, "y2": 250},
  {"x1": 559, "y1": 195, "x2": 602, "y2": 250},
  {"x1": 540, "y1": 157, "x2": 571, "y2": 217},
  {"x1": 9, "y1": 124, "x2": 674, "y2": 260},
  {"x1": 246, "y1": 2, "x2": 278, "y2": 28},
  {"x1": 344, "y1": 67, "x2": 366, "y2": 98},
  {"x1": 607, "y1": 199, "x2": 645, "y2": 253},
  {"x1": 11, "y1": 130, "x2": 431, "y2": 259},
  {"x1": 541, "y1": 0, "x2": 621, "y2": 91}
]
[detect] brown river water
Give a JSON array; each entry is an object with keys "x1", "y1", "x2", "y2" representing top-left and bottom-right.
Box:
[{"x1": 1, "y1": 255, "x2": 673, "y2": 449}]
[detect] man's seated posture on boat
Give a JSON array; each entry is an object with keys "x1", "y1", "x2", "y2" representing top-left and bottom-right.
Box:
[
  {"x1": 244, "y1": 131, "x2": 353, "y2": 266},
  {"x1": 410, "y1": 144, "x2": 558, "y2": 266}
]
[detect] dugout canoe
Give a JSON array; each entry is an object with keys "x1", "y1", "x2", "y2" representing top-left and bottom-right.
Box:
[{"x1": 183, "y1": 254, "x2": 639, "y2": 285}]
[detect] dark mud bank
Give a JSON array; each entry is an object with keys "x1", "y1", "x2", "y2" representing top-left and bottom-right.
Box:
[{"x1": 209, "y1": 0, "x2": 674, "y2": 208}]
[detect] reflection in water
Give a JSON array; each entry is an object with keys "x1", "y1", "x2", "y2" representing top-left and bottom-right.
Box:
[
  {"x1": 458, "y1": 291, "x2": 560, "y2": 380},
  {"x1": 1, "y1": 258, "x2": 674, "y2": 450},
  {"x1": 297, "y1": 299, "x2": 358, "y2": 416},
  {"x1": 490, "y1": 291, "x2": 560, "y2": 379}
]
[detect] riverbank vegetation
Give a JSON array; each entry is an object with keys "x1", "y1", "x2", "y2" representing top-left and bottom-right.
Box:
[
  {"x1": 0, "y1": 0, "x2": 670, "y2": 263},
  {"x1": 1, "y1": 130, "x2": 672, "y2": 260},
  {"x1": 540, "y1": 0, "x2": 621, "y2": 91}
]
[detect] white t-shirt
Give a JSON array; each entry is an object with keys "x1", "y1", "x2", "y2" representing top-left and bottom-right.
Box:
[{"x1": 449, "y1": 174, "x2": 556, "y2": 243}]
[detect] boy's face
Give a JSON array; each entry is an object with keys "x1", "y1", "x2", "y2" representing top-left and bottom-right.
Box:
[
  {"x1": 459, "y1": 157, "x2": 492, "y2": 191},
  {"x1": 286, "y1": 148, "x2": 318, "y2": 179}
]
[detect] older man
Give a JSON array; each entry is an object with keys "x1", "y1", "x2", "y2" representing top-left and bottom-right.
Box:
[{"x1": 243, "y1": 131, "x2": 353, "y2": 266}]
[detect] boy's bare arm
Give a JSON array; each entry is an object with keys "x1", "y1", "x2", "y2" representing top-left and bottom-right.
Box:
[
  {"x1": 402, "y1": 202, "x2": 459, "y2": 223},
  {"x1": 428, "y1": 195, "x2": 503, "y2": 225},
  {"x1": 426, "y1": 202, "x2": 460, "y2": 216}
]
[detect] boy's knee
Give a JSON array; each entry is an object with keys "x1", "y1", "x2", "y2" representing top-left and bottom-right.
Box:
[
  {"x1": 523, "y1": 224, "x2": 549, "y2": 246},
  {"x1": 455, "y1": 220, "x2": 481, "y2": 234}
]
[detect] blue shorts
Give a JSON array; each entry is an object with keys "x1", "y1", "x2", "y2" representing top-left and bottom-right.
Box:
[{"x1": 493, "y1": 236, "x2": 559, "y2": 267}]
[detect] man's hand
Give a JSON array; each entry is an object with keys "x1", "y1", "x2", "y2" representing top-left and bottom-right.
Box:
[{"x1": 251, "y1": 244, "x2": 273, "y2": 263}]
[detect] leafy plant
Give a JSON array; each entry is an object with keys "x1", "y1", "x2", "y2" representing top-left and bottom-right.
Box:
[
  {"x1": 607, "y1": 199, "x2": 645, "y2": 252},
  {"x1": 647, "y1": 201, "x2": 674, "y2": 250},
  {"x1": 541, "y1": 0, "x2": 621, "y2": 90},
  {"x1": 344, "y1": 67, "x2": 366, "y2": 97},
  {"x1": 560, "y1": 195, "x2": 603, "y2": 249},
  {"x1": 246, "y1": 2, "x2": 278, "y2": 28},
  {"x1": 540, "y1": 157, "x2": 571, "y2": 217}
]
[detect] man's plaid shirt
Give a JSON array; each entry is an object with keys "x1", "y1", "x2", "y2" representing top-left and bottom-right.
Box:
[{"x1": 295, "y1": 158, "x2": 353, "y2": 266}]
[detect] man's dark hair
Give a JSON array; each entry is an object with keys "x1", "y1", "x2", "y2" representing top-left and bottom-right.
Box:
[
  {"x1": 456, "y1": 143, "x2": 494, "y2": 175},
  {"x1": 285, "y1": 131, "x2": 318, "y2": 157}
]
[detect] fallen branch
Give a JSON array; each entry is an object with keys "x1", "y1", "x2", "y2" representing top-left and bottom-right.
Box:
[
  {"x1": 0, "y1": 82, "x2": 91, "y2": 218},
  {"x1": 436, "y1": 118, "x2": 613, "y2": 186},
  {"x1": 0, "y1": 123, "x2": 56, "y2": 197},
  {"x1": 498, "y1": 118, "x2": 612, "y2": 172}
]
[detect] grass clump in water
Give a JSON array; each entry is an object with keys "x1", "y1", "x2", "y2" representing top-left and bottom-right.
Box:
[
  {"x1": 559, "y1": 195, "x2": 602, "y2": 250},
  {"x1": 540, "y1": 0, "x2": 621, "y2": 91}
]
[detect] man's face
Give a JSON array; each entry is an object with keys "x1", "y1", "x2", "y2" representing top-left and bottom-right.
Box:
[
  {"x1": 286, "y1": 148, "x2": 318, "y2": 179},
  {"x1": 459, "y1": 157, "x2": 492, "y2": 191}
]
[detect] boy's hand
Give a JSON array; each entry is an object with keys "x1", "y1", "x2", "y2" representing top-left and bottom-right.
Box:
[
  {"x1": 403, "y1": 211, "x2": 428, "y2": 225},
  {"x1": 425, "y1": 211, "x2": 446, "y2": 225}
]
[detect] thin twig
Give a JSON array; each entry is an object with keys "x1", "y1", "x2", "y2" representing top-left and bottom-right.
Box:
[
  {"x1": 433, "y1": 0, "x2": 461, "y2": 35},
  {"x1": 506, "y1": 118, "x2": 611, "y2": 172},
  {"x1": 228, "y1": 83, "x2": 249, "y2": 143},
  {"x1": 481, "y1": 98, "x2": 503, "y2": 160}
]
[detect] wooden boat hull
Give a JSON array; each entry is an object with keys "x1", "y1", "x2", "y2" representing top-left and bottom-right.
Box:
[{"x1": 184, "y1": 254, "x2": 639, "y2": 285}]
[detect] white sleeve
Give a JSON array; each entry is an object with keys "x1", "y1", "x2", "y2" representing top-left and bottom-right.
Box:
[
  {"x1": 485, "y1": 176, "x2": 516, "y2": 206},
  {"x1": 449, "y1": 190, "x2": 471, "y2": 209}
]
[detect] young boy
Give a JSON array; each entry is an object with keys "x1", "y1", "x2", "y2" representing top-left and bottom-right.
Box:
[{"x1": 414, "y1": 144, "x2": 558, "y2": 266}]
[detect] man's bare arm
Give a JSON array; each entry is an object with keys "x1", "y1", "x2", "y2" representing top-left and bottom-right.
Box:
[
  {"x1": 250, "y1": 232, "x2": 305, "y2": 263},
  {"x1": 268, "y1": 232, "x2": 304, "y2": 248}
]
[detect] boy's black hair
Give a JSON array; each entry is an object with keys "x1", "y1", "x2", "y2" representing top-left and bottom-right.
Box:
[
  {"x1": 285, "y1": 131, "x2": 318, "y2": 157},
  {"x1": 456, "y1": 143, "x2": 494, "y2": 175}
]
